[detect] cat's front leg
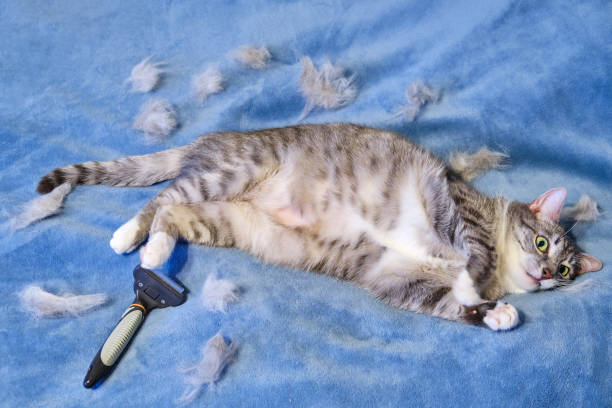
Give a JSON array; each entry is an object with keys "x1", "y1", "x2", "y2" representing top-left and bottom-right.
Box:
[
  {"x1": 109, "y1": 184, "x2": 187, "y2": 254},
  {"x1": 371, "y1": 275, "x2": 520, "y2": 330},
  {"x1": 451, "y1": 268, "x2": 520, "y2": 330},
  {"x1": 464, "y1": 302, "x2": 520, "y2": 331}
]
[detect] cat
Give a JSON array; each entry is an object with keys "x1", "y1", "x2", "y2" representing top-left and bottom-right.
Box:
[{"x1": 37, "y1": 123, "x2": 602, "y2": 330}]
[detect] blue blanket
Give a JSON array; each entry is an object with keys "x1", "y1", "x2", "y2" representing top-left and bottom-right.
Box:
[{"x1": 1, "y1": 1, "x2": 610, "y2": 407}]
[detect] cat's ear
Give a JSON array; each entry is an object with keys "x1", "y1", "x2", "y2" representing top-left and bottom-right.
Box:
[
  {"x1": 577, "y1": 253, "x2": 603, "y2": 275},
  {"x1": 528, "y1": 187, "x2": 567, "y2": 222}
]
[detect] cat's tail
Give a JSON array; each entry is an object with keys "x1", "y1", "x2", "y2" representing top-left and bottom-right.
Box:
[{"x1": 36, "y1": 145, "x2": 190, "y2": 194}]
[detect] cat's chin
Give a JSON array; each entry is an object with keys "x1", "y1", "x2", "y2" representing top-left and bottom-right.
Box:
[
  {"x1": 538, "y1": 279, "x2": 556, "y2": 290},
  {"x1": 506, "y1": 268, "x2": 540, "y2": 293},
  {"x1": 520, "y1": 273, "x2": 540, "y2": 292}
]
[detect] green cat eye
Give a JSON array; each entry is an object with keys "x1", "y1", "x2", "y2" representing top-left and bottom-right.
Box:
[
  {"x1": 535, "y1": 236, "x2": 549, "y2": 253},
  {"x1": 558, "y1": 264, "x2": 570, "y2": 277}
]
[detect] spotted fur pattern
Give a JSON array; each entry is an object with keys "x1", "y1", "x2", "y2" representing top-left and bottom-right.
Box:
[{"x1": 38, "y1": 124, "x2": 599, "y2": 330}]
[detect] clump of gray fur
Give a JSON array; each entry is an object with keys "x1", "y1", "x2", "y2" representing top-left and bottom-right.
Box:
[
  {"x1": 561, "y1": 195, "x2": 601, "y2": 222},
  {"x1": 126, "y1": 57, "x2": 165, "y2": 93},
  {"x1": 201, "y1": 274, "x2": 240, "y2": 313},
  {"x1": 133, "y1": 98, "x2": 178, "y2": 139},
  {"x1": 400, "y1": 80, "x2": 439, "y2": 121},
  {"x1": 18, "y1": 285, "x2": 108, "y2": 317},
  {"x1": 449, "y1": 148, "x2": 508, "y2": 181},
  {"x1": 299, "y1": 57, "x2": 357, "y2": 120},
  {"x1": 192, "y1": 66, "x2": 224, "y2": 103},
  {"x1": 233, "y1": 45, "x2": 271, "y2": 69},
  {"x1": 9, "y1": 183, "x2": 72, "y2": 230},
  {"x1": 179, "y1": 333, "x2": 237, "y2": 403}
]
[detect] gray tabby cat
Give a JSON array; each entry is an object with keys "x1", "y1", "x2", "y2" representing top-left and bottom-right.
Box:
[{"x1": 37, "y1": 123, "x2": 602, "y2": 330}]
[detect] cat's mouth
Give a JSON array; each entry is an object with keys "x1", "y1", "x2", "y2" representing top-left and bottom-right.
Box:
[
  {"x1": 517, "y1": 258, "x2": 542, "y2": 291},
  {"x1": 525, "y1": 271, "x2": 540, "y2": 284},
  {"x1": 515, "y1": 267, "x2": 540, "y2": 291}
]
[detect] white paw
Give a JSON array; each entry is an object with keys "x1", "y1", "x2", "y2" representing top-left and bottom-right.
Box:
[
  {"x1": 140, "y1": 232, "x2": 176, "y2": 269},
  {"x1": 110, "y1": 218, "x2": 145, "y2": 254},
  {"x1": 483, "y1": 303, "x2": 520, "y2": 331},
  {"x1": 452, "y1": 269, "x2": 483, "y2": 306}
]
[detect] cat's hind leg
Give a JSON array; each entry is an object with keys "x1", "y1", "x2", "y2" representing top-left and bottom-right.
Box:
[
  {"x1": 110, "y1": 141, "x2": 281, "y2": 255},
  {"x1": 110, "y1": 170, "x2": 237, "y2": 255},
  {"x1": 109, "y1": 184, "x2": 186, "y2": 254},
  {"x1": 139, "y1": 201, "x2": 309, "y2": 269}
]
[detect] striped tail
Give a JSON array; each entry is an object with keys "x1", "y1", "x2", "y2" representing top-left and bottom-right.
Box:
[{"x1": 36, "y1": 145, "x2": 190, "y2": 194}]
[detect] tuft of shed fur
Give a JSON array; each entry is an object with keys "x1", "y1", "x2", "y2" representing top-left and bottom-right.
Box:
[
  {"x1": 133, "y1": 98, "x2": 178, "y2": 139},
  {"x1": 398, "y1": 80, "x2": 439, "y2": 121},
  {"x1": 233, "y1": 45, "x2": 271, "y2": 69},
  {"x1": 201, "y1": 274, "x2": 240, "y2": 313},
  {"x1": 126, "y1": 56, "x2": 165, "y2": 93},
  {"x1": 561, "y1": 195, "x2": 601, "y2": 222},
  {"x1": 449, "y1": 148, "x2": 508, "y2": 181},
  {"x1": 11, "y1": 183, "x2": 72, "y2": 230},
  {"x1": 192, "y1": 66, "x2": 224, "y2": 102},
  {"x1": 299, "y1": 57, "x2": 357, "y2": 120},
  {"x1": 18, "y1": 285, "x2": 108, "y2": 317},
  {"x1": 179, "y1": 333, "x2": 237, "y2": 403}
]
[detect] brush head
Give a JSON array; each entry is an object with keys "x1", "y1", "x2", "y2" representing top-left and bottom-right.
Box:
[{"x1": 133, "y1": 265, "x2": 187, "y2": 309}]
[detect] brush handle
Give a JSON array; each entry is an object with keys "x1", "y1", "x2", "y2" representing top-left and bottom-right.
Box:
[{"x1": 83, "y1": 303, "x2": 146, "y2": 388}]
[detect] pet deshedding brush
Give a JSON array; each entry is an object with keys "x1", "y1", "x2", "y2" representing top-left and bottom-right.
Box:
[{"x1": 83, "y1": 265, "x2": 186, "y2": 388}]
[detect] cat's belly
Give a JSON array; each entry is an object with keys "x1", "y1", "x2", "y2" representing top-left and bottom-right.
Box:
[{"x1": 246, "y1": 158, "x2": 464, "y2": 276}]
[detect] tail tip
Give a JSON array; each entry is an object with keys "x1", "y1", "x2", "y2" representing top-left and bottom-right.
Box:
[{"x1": 36, "y1": 175, "x2": 56, "y2": 194}]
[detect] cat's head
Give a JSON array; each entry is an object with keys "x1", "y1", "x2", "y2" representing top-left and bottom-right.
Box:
[{"x1": 504, "y1": 187, "x2": 602, "y2": 292}]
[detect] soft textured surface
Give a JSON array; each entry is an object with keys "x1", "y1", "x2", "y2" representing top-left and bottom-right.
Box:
[{"x1": 0, "y1": 1, "x2": 610, "y2": 407}]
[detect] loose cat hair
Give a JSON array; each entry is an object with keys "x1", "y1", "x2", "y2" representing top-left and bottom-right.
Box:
[{"x1": 37, "y1": 123, "x2": 602, "y2": 330}]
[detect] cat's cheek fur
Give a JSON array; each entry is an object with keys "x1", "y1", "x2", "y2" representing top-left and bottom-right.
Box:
[{"x1": 499, "y1": 237, "x2": 534, "y2": 293}]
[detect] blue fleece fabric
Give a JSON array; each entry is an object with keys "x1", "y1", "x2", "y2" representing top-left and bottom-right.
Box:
[{"x1": 0, "y1": 1, "x2": 610, "y2": 407}]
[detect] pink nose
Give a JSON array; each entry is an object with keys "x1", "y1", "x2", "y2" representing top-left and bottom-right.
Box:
[{"x1": 542, "y1": 268, "x2": 553, "y2": 280}]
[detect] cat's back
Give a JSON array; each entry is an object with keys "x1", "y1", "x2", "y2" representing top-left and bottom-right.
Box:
[{"x1": 189, "y1": 122, "x2": 441, "y2": 171}]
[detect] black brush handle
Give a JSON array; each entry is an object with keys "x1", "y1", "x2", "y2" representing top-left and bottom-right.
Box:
[{"x1": 83, "y1": 302, "x2": 146, "y2": 388}]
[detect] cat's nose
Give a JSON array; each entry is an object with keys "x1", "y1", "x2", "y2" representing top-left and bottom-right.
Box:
[{"x1": 541, "y1": 268, "x2": 553, "y2": 280}]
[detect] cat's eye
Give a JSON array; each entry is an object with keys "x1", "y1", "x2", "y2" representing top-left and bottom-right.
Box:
[
  {"x1": 558, "y1": 264, "x2": 570, "y2": 277},
  {"x1": 535, "y1": 236, "x2": 549, "y2": 253}
]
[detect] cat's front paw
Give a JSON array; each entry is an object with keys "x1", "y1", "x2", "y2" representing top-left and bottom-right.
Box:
[
  {"x1": 140, "y1": 232, "x2": 176, "y2": 269},
  {"x1": 110, "y1": 218, "x2": 145, "y2": 254},
  {"x1": 483, "y1": 302, "x2": 520, "y2": 331}
]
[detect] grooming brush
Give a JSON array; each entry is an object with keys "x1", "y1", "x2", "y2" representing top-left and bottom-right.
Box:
[{"x1": 83, "y1": 265, "x2": 186, "y2": 388}]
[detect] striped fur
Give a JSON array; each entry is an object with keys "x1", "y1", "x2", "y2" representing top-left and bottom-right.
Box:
[
  {"x1": 39, "y1": 124, "x2": 599, "y2": 330},
  {"x1": 37, "y1": 145, "x2": 190, "y2": 193}
]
